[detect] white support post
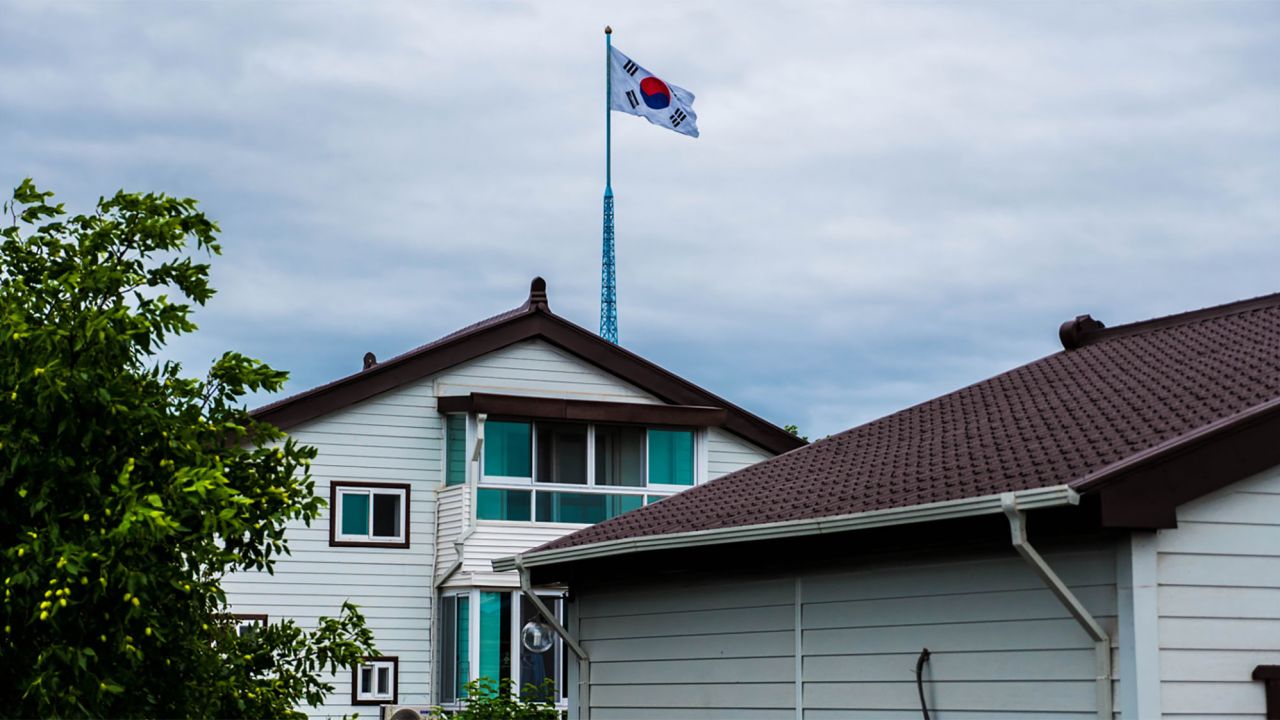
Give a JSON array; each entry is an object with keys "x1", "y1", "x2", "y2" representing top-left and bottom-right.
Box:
[
  {"x1": 1117, "y1": 530, "x2": 1161, "y2": 717},
  {"x1": 794, "y1": 576, "x2": 804, "y2": 720}
]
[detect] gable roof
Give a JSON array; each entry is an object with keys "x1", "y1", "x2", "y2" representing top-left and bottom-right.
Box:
[
  {"x1": 520, "y1": 291, "x2": 1280, "y2": 563},
  {"x1": 252, "y1": 278, "x2": 805, "y2": 457}
]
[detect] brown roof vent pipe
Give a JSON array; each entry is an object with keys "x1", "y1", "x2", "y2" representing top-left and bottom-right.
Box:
[
  {"x1": 1059, "y1": 314, "x2": 1106, "y2": 351},
  {"x1": 529, "y1": 276, "x2": 550, "y2": 310}
]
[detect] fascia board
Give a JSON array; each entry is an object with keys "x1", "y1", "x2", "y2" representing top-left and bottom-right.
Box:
[{"x1": 492, "y1": 485, "x2": 1079, "y2": 572}]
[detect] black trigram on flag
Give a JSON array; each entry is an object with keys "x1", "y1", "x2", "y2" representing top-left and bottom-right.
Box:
[
  {"x1": 669, "y1": 109, "x2": 687, "y2": 127},
  {"x1": 623, "y1": 59, "x2": 639, "y2": 76},
  {"x1": 625, "y1": 90, "x2": 639, "y2": 109}
]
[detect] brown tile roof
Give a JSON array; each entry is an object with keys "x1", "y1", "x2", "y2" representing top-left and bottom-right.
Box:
[
  {"x1": 252, "y1": 278, "x2": 806, "y2": 456},
  {"x1": 536, "y1": 292, "x2": 1280, "y2": 554}
]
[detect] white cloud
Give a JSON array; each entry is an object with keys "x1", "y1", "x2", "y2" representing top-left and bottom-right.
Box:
[{"x1": 3, "y1": 0, "x2": 1277, "y2": 436}]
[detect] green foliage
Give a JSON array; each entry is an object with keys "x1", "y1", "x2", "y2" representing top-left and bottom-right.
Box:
[
  {"x1": 783, "y1": 424, "x2": 809, "y2": 442},
  {"x1": 431, "y1": 678, "x2": 562, "y2": 720},
  {"x1": 0, "y1": 179, "x2": 376, "y2": 718}
]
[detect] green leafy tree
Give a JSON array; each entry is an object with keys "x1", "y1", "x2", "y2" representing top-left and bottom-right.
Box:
[
  {"x1": 0, "y1": 180, "x2": 376, "y2": 718},
  {"x1": 430, "y1": 678, "x2": 561, "y2": 720}
]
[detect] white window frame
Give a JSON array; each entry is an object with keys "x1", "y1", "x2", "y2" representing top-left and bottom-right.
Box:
[
  {"x1": 438, "y1": 589, "x2": 566, "y2": 707},
  {"x1": 475, "y1": 420, "x2": 703, "y2": 523},
  {"x1": 331, "y1": 482, "x2": 410, "y2": 547},
  {"x1": 642, "y1": 426, "x2": 701, "y2": 493},
  {"x1": 353, "y1": 656, "x2": 398, "y2": 705},
  {"x1": 439, "y1": 591, "x2": 471, "y2": 705},
  {"x1": 511, "y1": 591, "x2": 568, "y2": 705},
  {"x1": 480, "y1": 419, "x2": 535, "y2": 484}
]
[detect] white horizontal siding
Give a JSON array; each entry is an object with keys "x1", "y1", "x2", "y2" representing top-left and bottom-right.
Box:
[
  {"x1": 226, "y1": 334, "x2": 787, "y2": 716},
  {"x1": 578, "y1": 574, "x2": 797, "y2": 719},
  {"x1": 706, "y1": 426, "x2": 773, "y2": 481},
  {"x1": 436, "y1": 339, "x2": 659, "y2": 403},
  {"x1": 800, "y1": 547, "x2": 1116, "y2": 718},
  {"x1": 452, "y1": 521, "x2": 589, "y2": 589},
  {"x1": 572, "y1": 545, "x2": 1116, "y2": 719},
  {"x1": 435, "y1": 485, "x2": 467, "y2": 581},
  {"x1": 1156, "y1": 463, "x2": 1280, "y2": 719},
  {"x1": 223, "y1": 377, "x2": 441, "y2": 719}
]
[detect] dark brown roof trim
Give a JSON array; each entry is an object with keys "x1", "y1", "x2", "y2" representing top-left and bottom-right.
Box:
[
  {"x1": 438, "y1": 392, "x2": 728, "y2": 427},
  {"x1": 252, "y1": 279, "x2": 804, "y2": 456},
  {"x1": 255, "y1": 312, "x2": 544, "y2": 430},
  {"x1": 529, "y1": 313, "x2": 801, "y2": 454},
  {"x1": 1077, "y1": 395, "x2": 1280, "y2": 529},
  {"x1": 1061, "y1": 291, "x2": 1280, "y2": 350}
]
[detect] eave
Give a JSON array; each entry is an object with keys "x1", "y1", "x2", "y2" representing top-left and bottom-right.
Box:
[{"x1": 493, "y1": 485, "x2": 1080, "y2": 572}]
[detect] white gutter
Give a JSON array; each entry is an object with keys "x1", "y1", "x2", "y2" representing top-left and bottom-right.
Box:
[
  {"x1": 493, "y1": 485, "x2": 1079, "y2": 572},
  {"x1": 1001, "y1": 493, "x2": 1112, "y2": 720},
  {"x1": 514, "y1": 556, "x2": 590, "y2": 719}
]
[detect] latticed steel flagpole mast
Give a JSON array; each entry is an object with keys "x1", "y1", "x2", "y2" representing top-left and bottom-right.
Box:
[{"x1": 599, "y1": 25, "x2": 619, "y2": 344}]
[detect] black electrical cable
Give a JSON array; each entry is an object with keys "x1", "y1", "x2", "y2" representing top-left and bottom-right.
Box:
[{"x1": 915, "y1": 647, "x2": 932, "y2": 720}]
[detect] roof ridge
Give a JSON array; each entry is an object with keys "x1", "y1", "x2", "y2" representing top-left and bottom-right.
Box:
[
  {"x1": 251, "y1": 280, "x2": 545, "y2": 416},
  {"x1": 249, "y1": 277, "x2": 805, "y2": 456},
  {"x1": 381, "y1": 301, "x2": 533, "y2": 364},
  {"x1": 1067, "y1": 290, "x2": 1280, "y2": 349}
]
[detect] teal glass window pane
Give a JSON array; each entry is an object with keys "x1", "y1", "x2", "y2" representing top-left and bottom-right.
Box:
[
  {"x1": 648, "y1": 429, "x2": 695, "y2": 486},
  {"x1": 340, "y1": 492, "x2": 369, "y2": 535},
  {"x1": 608, "y1": 493, "x2": 644, "y2": 518},
  {"x1": 535, "y1": 491, "x2": 643, "y2": 524},
  {"x1": 456, "y1": 595, "x2": 470, "y2": 699},
  {"x1": 536, "y1": 422, "x2": 588, "y2": 484},
  {"x1": 595, "y1": 424, "x2": 644, "y2": 487},
  {"x1": 484, "y1": 421, "x2": 531, "y2": 477},
  {"x1": 446, "y1": 415, "x2": 467, "y2": 486},
  {"x1": 441, "y1": 598, "x2": 457, "y2": 702},
  {"x1": 478, "y1": 592, "x2": 511, "y2": 685},
  {"x1": 476, "y1": 488, "x2": 531, "y2": 521}
]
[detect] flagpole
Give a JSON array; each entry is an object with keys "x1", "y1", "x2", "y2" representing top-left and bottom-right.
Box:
[
  {"x1": 605, "y1": 25, "x2": 612, "y2": 190},
  {"x1": 599, "y1": 25, "x2": 619, "y2": 344}
]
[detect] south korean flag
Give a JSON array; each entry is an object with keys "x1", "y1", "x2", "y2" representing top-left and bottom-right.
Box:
[{"x1": 608, "y1": 46, "x2": 699, "y2": 138}]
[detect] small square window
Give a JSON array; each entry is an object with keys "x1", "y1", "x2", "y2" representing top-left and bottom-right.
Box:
[
  {"x1": 352, "y1": 656, "x2": 398, "y2": 705},
  {"x1": 331, "y1": 483, "x2": 410, "y2": 547}
]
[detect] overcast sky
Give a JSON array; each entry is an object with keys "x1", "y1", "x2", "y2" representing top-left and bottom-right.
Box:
[{"x1": 3, "y1": 1, "x2": 1278, "y2": 439}]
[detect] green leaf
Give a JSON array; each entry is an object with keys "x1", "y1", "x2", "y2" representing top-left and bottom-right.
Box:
[{"x1": 0, "y1": 180, "x2": 372, "y2": 718}]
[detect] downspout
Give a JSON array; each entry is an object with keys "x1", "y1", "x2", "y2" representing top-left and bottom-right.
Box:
[
  {"x1": 1001, "y1": 493, "x2": 1112, "y2": 720},
  {"x1": 435, "y1": 414, "x2": 487, "y2": 588},
  {"x1": 514, "y1": 555, "x2": 590, "y2": 720}
]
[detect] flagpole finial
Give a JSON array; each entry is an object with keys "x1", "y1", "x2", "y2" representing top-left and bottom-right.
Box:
[{"x1": 604, "y1": 25, "x2": 612, "y2": 34}]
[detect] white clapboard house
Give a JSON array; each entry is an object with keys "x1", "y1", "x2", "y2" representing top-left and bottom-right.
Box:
[
  {"x1": 222, "y1": 278, "x2": 805, "y2": 717},
  {"x1": 502, "y1": 292, "x2": 1280, "y2": 719}
]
